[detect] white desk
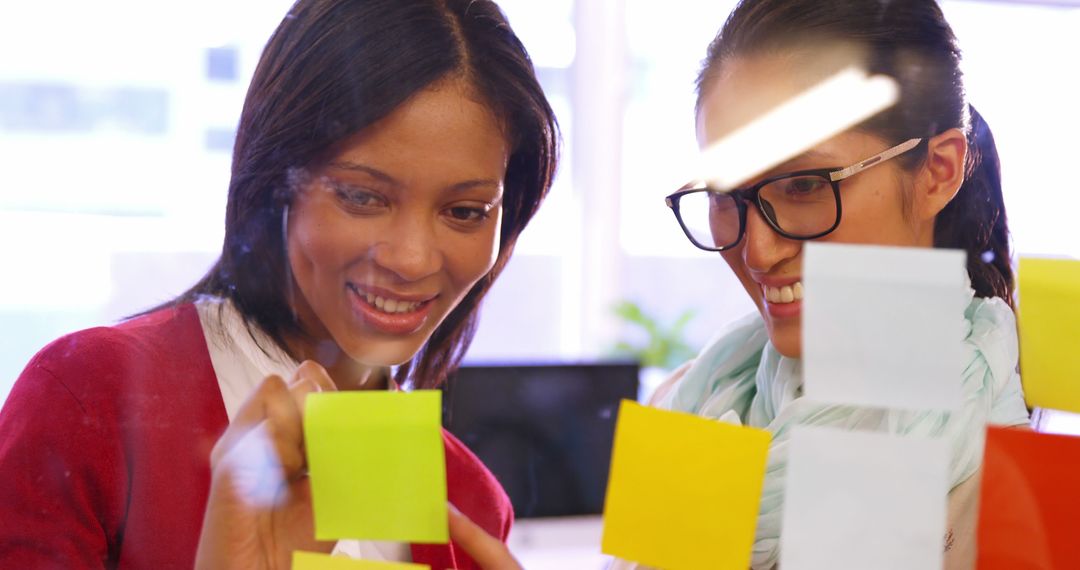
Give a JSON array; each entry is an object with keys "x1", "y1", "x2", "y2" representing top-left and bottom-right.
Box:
[{"x1": 506, "y1": 515, "x2": 611, "y2": 570}]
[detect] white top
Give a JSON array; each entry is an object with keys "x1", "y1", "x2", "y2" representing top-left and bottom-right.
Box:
[{"x1": 195, "y1": 296, "x2": 411, "y2": 563}]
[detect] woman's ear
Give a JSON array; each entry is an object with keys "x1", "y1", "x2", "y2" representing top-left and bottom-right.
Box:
[{"x1": 915, "y1": 128, "x2": 967, "y2": 220}]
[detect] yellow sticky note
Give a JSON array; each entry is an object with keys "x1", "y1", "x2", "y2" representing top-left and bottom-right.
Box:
[
  {"x1": 1018, "y1": 257, "x2": 1080, "y2": 414},
  {"x1": 305, "y1": 391, "x2": 448, "y2": 543},
  {"x1": 600, "y1": 400, "x2": 770, "y2": 570},
  {"x1": 292, "y1": 550, "x2": 430, "y2": 570}
]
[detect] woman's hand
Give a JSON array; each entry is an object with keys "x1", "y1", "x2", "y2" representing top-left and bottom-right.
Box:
[
  {"x1": 448, "y1": 504, "x2": 523, "y2": 570},
  {"x1": 196, "y1": 361, "x2": 337, "y2": 570},
  {"x1": 196, "y1": 360, "x2": 523, "y2": 570}
]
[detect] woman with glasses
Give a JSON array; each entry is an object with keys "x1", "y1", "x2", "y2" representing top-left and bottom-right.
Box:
[
  {"x1": 637, "y1": 0, "x2": 1030, "y2": 568},
  {"x1": 0, "y1": 0, "x2": 554, "y2": 568}
]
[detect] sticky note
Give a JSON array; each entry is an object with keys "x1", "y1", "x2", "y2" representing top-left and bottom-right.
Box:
[
  {"x1": 1017, "y1": 257, "x2": 1080, "y2": 414},
  {"x1": 780, "y1": 426, "x2": 948, "y2": 570},
  {"x1": 976, "y1": 426, "x2": 1080, "y2": 569},
  {"x1": 305, "y1": 391, "x2": 447, "y2": 543},
  {"x1": 600, "y1": 400, "x2": 770, "y2": 570},
  {"x1": 1038, "y1": 409, "x2": 1080, "y2": 435},
  {"x1": 803, "y1": 242, "x2": 966, "y2": 411},
  {"x1": 292, "y1": 551, "x2": 431, "y2": 570}
]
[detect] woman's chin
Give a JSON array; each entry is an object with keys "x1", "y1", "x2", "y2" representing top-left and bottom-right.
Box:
[
  {"x1": 774, "y1": 343, "x2": 802, "y2": 359},
  {"x1": 764, "y1": 319, "x2": 803, "y2": 359},
  {"x1": 344, "y1": 342, "x2": 423, "y2": 368}
]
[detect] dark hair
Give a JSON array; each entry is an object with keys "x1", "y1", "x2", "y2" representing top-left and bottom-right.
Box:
[
  {"x1": 697, "y1": 0, "x2": 1013, "y2": 306},
  {"x1": 167, "y1": 0, "x2": 559, "y2": 388}
]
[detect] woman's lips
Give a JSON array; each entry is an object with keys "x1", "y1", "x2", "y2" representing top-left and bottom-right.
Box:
[{"x1": 346, "y1": 284, "x2": 436, "y2": 335}]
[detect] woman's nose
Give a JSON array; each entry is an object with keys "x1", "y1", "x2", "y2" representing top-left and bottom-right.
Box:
[
  {"x1": 740, "y1": 201, "x2": 801, "y2": 272},
  {"x1": 371, "y1": 215, "x2": 443, "y2": 282}
]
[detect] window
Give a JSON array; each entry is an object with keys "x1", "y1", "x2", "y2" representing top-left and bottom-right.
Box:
[{"x1": 2, "y1": 1, "x2": 1077, "y2": 414}]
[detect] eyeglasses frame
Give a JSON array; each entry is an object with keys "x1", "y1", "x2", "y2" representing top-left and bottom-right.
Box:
[{"x1": 665, "y1": 137, "x2": 924, "y2": 252}]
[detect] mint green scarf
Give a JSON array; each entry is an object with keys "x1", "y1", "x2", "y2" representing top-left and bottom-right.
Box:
[{"x1": 656, "y1": 292, "x2": 1030, "y2": 570}]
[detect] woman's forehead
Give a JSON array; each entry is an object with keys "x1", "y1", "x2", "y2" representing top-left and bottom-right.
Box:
[{"x1": 697, "y1": 46, "x2": 868, "y2": 145}]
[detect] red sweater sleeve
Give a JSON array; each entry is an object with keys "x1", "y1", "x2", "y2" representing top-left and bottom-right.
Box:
[
  {"x1": 0, "y1": 336, "x2": 127, "y2": 568},
  {"x1": 0, "y1": 306, "x2": 227, "y2": 569}
]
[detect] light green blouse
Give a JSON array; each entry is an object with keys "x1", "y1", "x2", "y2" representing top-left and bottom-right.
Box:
[{"x1": 655, "y1": 292, "x2": 1030, "y2": 570}]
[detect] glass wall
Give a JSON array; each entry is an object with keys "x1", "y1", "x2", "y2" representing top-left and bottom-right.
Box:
[{"x1": 2, "y1": 0, "x2": 1078, "y2": 414}]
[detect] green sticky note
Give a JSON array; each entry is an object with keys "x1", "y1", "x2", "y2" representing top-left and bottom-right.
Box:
[
  {"x1": 292, "y1": 550, "x2": 431, "y2": 569},
  {"x1": 305, "y1": 390, "x2": 447, "y2": 543},
  {"x1": 1018, "y1": 257, "x2": 1080, "y2": 414},
  {"x1": 601, "y1": 400, "x2": 770, "y2": 570}
]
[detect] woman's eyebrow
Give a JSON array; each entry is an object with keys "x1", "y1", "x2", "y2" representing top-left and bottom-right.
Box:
[
  {"x1": 733, "y1": 149, "x2": 838, "y2": 188},
  {"x1": 327, "y1": 160, "x2": 501, "y2": 194},
  {"x1": 447, "y1": 179, "x2": 503, "y2": 194},
  {"x1": 770, "y1": 149, "x2": 837, "y2": 172},
  {"x1": 326, "y1": 161, "x2": 399, "y2": 185}
]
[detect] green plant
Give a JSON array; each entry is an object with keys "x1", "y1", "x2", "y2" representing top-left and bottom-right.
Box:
[{"x1": 610, "y1": 300, "x2": 697, "y2": 370}]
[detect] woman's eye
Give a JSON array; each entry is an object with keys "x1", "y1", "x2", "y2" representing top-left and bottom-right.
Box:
[
  {"x1": 446, "y1": 205, "x2": 490, "y2": 224},
  {"x1": 783, "y1": 177, "x2": 827, "y2": 195},
  {"x1": 331, "y1": 183, "x2": 387, "y2": 210}
]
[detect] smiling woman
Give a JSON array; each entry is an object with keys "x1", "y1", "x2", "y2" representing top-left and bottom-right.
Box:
[
  {"x1": 283, "y1": 78, "x2": 511, "y2": 386},
  {"x1": 626, "y1": 0, "x2": 1032, "y2": 569},
  {"x1": 0, "y1": 0, "x2": 556, "y2": 568}
]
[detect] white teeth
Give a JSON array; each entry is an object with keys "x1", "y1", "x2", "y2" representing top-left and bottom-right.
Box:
[
  {"x1": 763, "y1": 281, "x2": 803, "y2": 304},
  {"x1": 358, "y1": 290, "x2": 422, "y2": 314}
]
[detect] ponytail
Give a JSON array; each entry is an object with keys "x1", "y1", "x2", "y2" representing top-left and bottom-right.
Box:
[{"x1": 933, "y1": 106, "x2": 1014, "y2": 307}]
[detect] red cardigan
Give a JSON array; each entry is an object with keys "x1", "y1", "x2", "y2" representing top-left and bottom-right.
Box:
[{"x1": 0, "y1": 304, "x2": 512, "y2": 569}]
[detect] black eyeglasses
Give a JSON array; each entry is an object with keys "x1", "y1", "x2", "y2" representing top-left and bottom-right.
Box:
[{"x1": 665, "y1": 138, "x2": 923, "y2": 252}]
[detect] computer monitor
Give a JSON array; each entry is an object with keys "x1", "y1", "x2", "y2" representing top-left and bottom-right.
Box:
[{"x1": 443, "y1": 362, "x2": 640, "y2": 519}]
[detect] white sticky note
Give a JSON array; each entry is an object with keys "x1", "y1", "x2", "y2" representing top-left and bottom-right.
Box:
[
  {"x1": 781, "y1": 426, "x2": 949, "y2": 570},
  {"x1": 803, "y1": 242, "x2": 966, "y2": 411}
]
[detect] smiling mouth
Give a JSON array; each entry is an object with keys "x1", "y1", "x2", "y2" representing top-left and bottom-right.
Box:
[
  {"x1": 346, "y1": 284, "x2": 434, "y2": 314},
  {"x1": 763, "y1": 281, "x2": 804, "y2": 304}
]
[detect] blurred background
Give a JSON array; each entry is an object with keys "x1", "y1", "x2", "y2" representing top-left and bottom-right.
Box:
[
  {"x1": 1, "y1": 0, "x2": 1078, "y2": 566},
  {"x1": 8, "y1": 0, "x2": 1080, "y2": 398}
]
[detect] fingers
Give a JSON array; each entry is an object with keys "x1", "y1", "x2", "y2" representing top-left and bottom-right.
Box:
[
  {"x1": 198, "y1": 361, "x2": 340, "y2": 566},
  {"x1": 272, "y1": 361, "x2": 337, "y2": 478},
  {"x1": 210, "y1": 374, "x2": 291, "y2": 470},
  {"x1": 448, "y1": 504, "x2": 522, "y2": 570},
  {"x1": 294, "y1": 360, "x2": 337, "y2": 394},
  {"x1": 210, "y1": 361, "x2": 336, "y2": 476}
]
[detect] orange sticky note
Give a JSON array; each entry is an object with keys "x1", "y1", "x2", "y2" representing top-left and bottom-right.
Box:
[
  {"x1": 1018, "y1": 257, "x2": 1080, "y2": 414},
  {"x1": 976, "y1": 426, "x2": 1080, "y2": 569},
  {"x1": 601, "y1": 400, "x2": 770, "y2": 570},
  {"x1": 292, "y1": 551, "x2": 430, "y2": 569}
]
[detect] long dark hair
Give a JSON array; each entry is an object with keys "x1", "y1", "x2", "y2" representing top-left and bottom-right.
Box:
[
  {"x1": 167, "y1": 0, "x2": 559, "y2": 389},
  {"x1": 697, "y1": 0, "x2": 1013, "y2": 306}
]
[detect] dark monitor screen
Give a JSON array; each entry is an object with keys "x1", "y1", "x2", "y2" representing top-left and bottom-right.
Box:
[{"x1": 443, "y1": 362, "x2": 640, "y2": 519}]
